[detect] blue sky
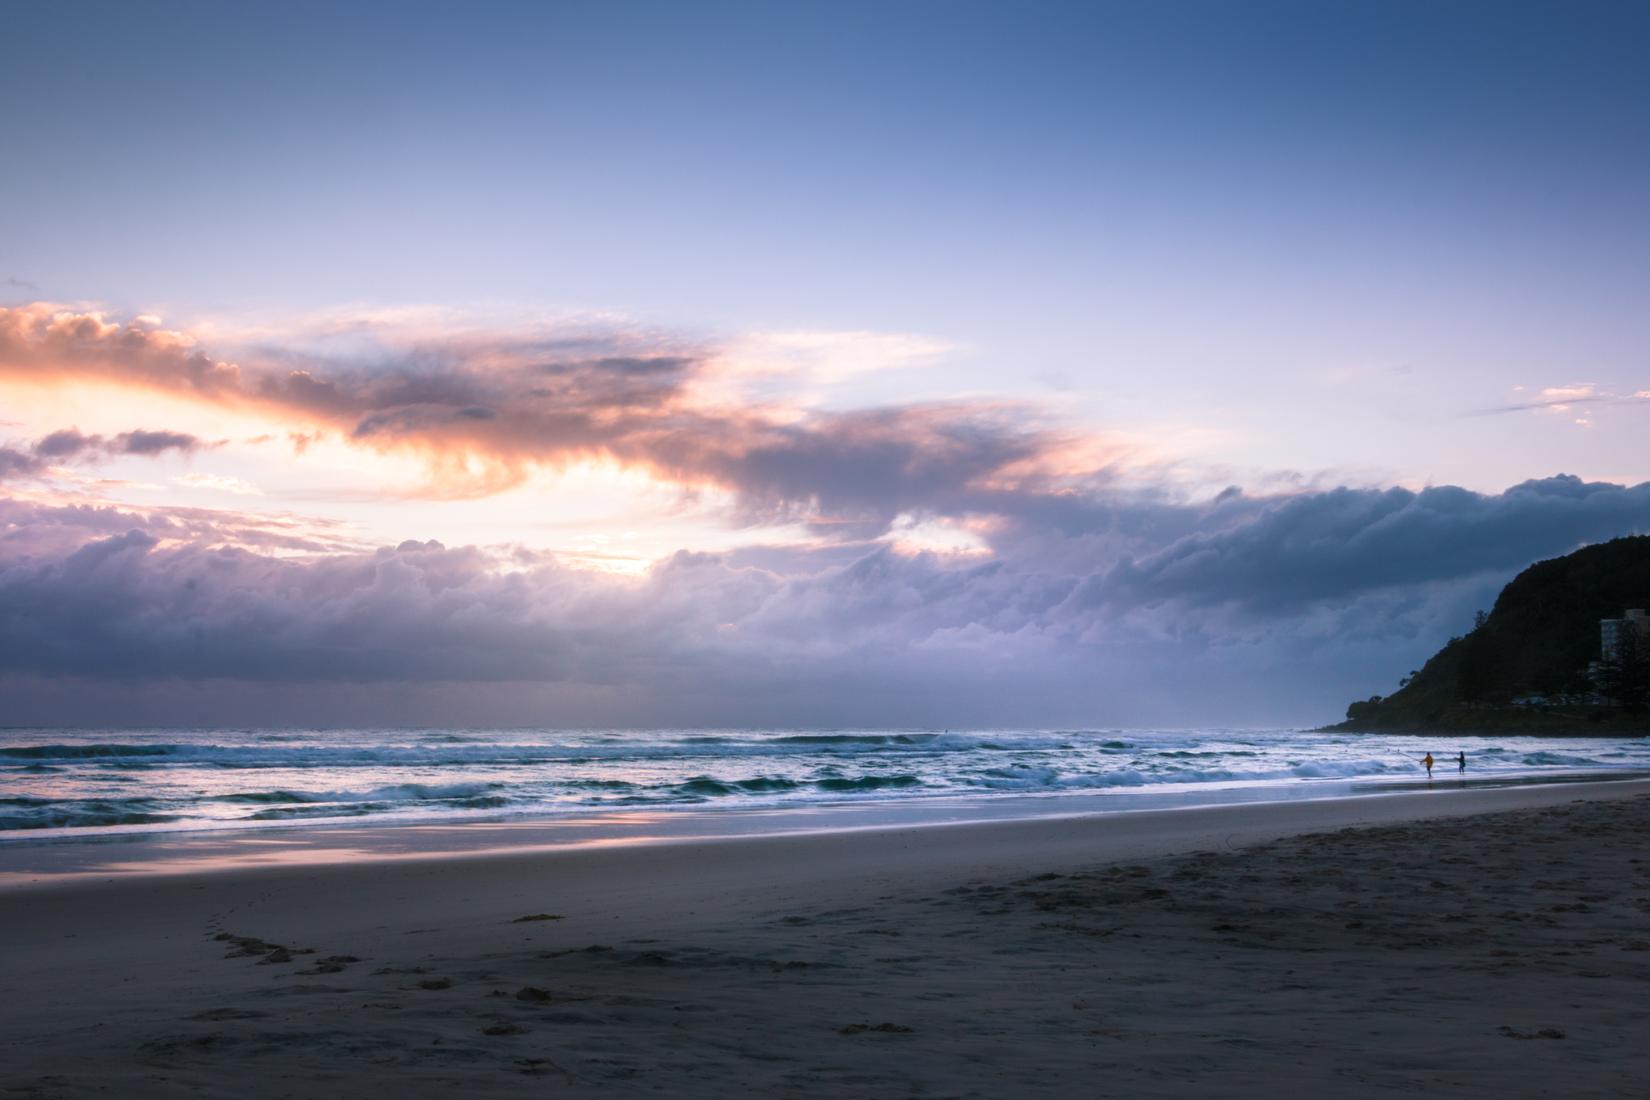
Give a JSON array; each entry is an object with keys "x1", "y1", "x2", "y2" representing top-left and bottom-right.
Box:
[
  {"x1": 7, "y1": 1, "x2": 1649, "y2": 485},
  {"x1": 1, "y1": 1, "x2": 1647, "y2": 724}
]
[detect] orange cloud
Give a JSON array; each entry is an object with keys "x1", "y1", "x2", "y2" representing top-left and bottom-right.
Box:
[{"x1": 0, "y1": 303, "x2": 1129, "y2": 534}]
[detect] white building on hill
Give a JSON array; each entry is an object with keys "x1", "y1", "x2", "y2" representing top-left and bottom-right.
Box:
[{"x1": 1601, "y1": 608, "x2": 1650, "y2": 661}]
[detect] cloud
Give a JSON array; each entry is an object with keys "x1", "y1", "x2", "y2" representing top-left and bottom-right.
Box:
[
  {"x1": 0, "y1": 305, "x2": 243, "y2": 397},
  {"x1": 713, "y1": 329, "x2": 958, "y2": 390},
  {"x1": 1061, "y1": 475, "x2": 1650, "y2": 620},
  {"x1": 116, "y1": 429, "x2": 202, "y2": 455},
  {"x1": 32, "y1": 429, "x2": 103, "y2": 459},
  {"x1": 0, "y1": 446, "x2": 40, "y2": 480},
  {"x1": 32, "y1": 427, "x2": 202, "y2": 460},
  {"x1": 175, "y1": 472, "x2": 264, "y2": 496},
  {"x1": 1470, "y1": 383, "x2": 1650, "y2": 418},
  {"x1": 0, "y1": 425, "x2": 205, "y2": 481},
  {"x1": 0, "y1": 304, "x2": 1105, "y2": 531},
  {"x1": 1, "y1": 475, "x2": 1646, "y2": 725},
  {"x1": 0, "y1": 496, "x2": 366, "y2": 558},
  {"x1": 7, "y1": 303, "x2": 1650, "y2": 725}
]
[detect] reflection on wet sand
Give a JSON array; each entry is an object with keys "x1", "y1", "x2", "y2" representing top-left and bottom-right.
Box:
[{"x1": 6, "y1": 771, "x2": 1650, "y2": 885}]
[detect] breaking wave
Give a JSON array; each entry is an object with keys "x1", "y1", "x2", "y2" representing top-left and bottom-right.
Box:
[
  {"x1": 3, "y1": 726, "x2": 1645, "y2": 837},
  {"x1": 0, "y1": 797, "x2": 180, "y2": 831}
]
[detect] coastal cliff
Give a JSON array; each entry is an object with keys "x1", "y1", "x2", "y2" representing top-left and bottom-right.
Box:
[{"x1": 1332, "y1": 535, "x2": 1650, "y2": 734}]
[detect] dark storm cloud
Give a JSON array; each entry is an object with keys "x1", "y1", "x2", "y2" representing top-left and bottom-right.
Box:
[
  {"x1": 7, "y1": 303, "x2": 1650, "y2": 725},
  {"x1": 1062, "y1": 475, "x2": 1650, "y2": 618},
  {"x1": 2, "y1": 477, "x2": 1647, "y2": 728}
]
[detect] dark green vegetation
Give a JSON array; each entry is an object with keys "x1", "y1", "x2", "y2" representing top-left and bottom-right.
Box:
[{"x1": 1334, "y1": 535, "x2": 1650, "y2": 735}]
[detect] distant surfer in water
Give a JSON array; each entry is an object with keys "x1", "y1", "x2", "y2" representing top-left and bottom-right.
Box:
[
  {"x1": 1457, "y1": 751, "x2": 1466, "y2": 773},
  {"x1": 1423, "y1": 752, "x2": 1434, "y2": 778}
]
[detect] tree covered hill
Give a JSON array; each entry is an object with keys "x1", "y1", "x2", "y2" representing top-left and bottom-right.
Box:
[{"x1": 1333, "y1": 535, "x2": 1650, "y2": 734}]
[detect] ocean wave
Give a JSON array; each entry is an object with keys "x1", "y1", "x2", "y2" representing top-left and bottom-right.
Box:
[
  {"x1": 247, "y1": 803, "x2": 387, "y2": 820},
  {"x1": 671, "y1": 775, "x2": 821, "y2": 797},
  {"x1": 0, "y1": 743, "x2": 177, "y2": 760},
  {"x1": 677, "y1": 777, "x2": 738, "y2": 797},
  {"x1": 977, "y1": 766, "x2": 1148, "y2": 789},
  {"x1": 970, "y1": 757, "x2": 1399, "y2": 791},
  {"x1": 815, "y1": 775, "x2": 922, "y2": 792},
  {"x1": 1287, "y1": 759, "x2": 1397, "y2": 779},
  {"x1": 7, "y1": 728, "x2": 1647, "y2": 840},
  {"x1": 1521, "y1": 752, "x2": 1602, "y2": 766},
  {"x1": 770, "y1": 734, "x2": 939, "y2": 745},
  {"x1": 1157, "y1": 750, "x2": 1260, "y2": 758},
  {"x1": 243, "y1": 793, "x2": 511, "y2": 820},
  {"x1": 219, "y1": 789, "x2": 317, "y2": 803},
  {"x1": 978, "y1": 765, "x2": 1062, "y2": 788},
  {"x1": 217, "y1": 782, "x2": 504, "y2": 805},
  {"x1": 0, "y1": 798, "x2": 180, "y2": 831},
  {"x1": 0, "y1": 733, "x2": 1067, "y2": 768},
  {"x1": 737, "y1": 777, "x2": 802, "y2": 792}
]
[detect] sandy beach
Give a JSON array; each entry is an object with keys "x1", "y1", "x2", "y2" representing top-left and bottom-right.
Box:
[
  {"x1": 4, "y1": 779, "x2": 1650, "y2": 1098},
  {"x1": 11, "y1": 4, "x2": 1650, "y2": 1097}
]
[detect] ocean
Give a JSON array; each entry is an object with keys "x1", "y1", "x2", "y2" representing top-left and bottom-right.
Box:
[{"x1": 4, "y1": 726, "x2": 1648, "y2": 841}]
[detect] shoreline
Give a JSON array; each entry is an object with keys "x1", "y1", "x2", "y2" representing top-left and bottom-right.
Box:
[
  {"x1": 12, "y1": 725, "x2": 1650, "y2": 845},
  {"x1": 5, "y1": 771, "x2": 1650, "y2": 889}
]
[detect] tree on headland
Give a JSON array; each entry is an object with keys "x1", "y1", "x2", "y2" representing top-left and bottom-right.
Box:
[
  {"x1": 1345, "y1": 695, "x2": 1384, "y2": 723},
  {"x1": 1331, "y1": 535, "x2": 1650, "y2": 732}
]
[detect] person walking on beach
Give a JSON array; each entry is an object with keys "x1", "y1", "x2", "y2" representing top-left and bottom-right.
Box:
[
  {"x1": 1457, "y1": 751, "x2": 1466, "y2": 773},
  {"x1": 1423, "y1": 752, "x2": 1434, "y2": 778}
]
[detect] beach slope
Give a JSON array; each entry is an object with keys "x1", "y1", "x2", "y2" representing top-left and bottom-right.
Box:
[{"x1": 4, "y1": 781, "x2": 1650, "y2": 1097}]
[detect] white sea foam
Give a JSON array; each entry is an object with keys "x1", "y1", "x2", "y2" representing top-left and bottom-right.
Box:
[{"x1": 3, "y1": 727, "x2": 1647, "y2": 838}]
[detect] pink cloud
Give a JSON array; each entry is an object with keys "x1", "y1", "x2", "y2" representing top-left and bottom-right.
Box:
[{"x1": 0, "y1": 304, "x2": 1122, "y2": 533}]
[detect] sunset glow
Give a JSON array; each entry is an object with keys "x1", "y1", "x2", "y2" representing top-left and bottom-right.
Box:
[{"x1": 3, "y1": 1, "x2": 1647, "y2": 728}]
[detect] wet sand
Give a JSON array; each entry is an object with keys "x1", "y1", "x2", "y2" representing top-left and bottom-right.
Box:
[{"x1": 3, "y1": 779, "x2": 1649, "y2": 1097}]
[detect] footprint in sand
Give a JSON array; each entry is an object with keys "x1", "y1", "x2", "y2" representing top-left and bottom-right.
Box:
[
  {"x1": 838, "y1": 1022, "x2": 914, "y2": 1035},
  {"x1": 298, "y1": 955, "x2": 361, "y2": 975},
  {"x1": 1499, "y1": 1025, "x2": 1566, "y2": 1040},
  {"x1": 187, "y1": 1008, "x2": 268, "y2": 1021}
]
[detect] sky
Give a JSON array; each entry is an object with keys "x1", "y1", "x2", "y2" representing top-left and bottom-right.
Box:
[{"x1": 1, "y1": 0, "x2": 1648, "y2": 727}]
